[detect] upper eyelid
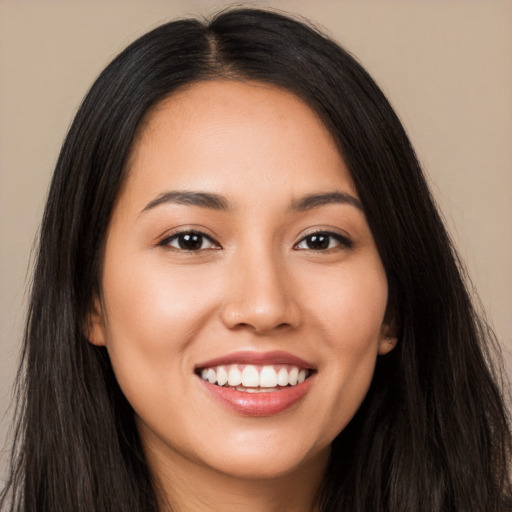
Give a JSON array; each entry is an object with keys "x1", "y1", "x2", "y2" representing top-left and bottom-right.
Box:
[
  {"x1": 158, "y1": 226, "x2": 217, "y2": 240},
  {"x1": 294, "y1": 230, "x2": 353, "y2": 250},
  {"x1": 296, "y1": 229, "x2": 352, "y2": 242},
  {"x1": 158, "y1": 229, "x2": 220, "y2": 248}
]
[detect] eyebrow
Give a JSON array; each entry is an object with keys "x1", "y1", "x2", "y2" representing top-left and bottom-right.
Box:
[
  {"x1": 141, "y1": 191, "x2": 230, "y2": 213},
  {"x1": 289, "y1": 192, "x2": 363, "y2": 212},
  {"x1": 140, "y1": 189, "x2": 363, "y2": 215}
]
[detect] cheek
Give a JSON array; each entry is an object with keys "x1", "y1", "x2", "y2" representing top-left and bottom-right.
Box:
[
  {"x1": 99, "y1": 259, "x2": 226, "y2": 425},
  {"x1": 98, "y1": 255, "x2": 226, "y2": 403},
  {"x1": 308, "y1": 257, "x2": 388, "y2": 345},
  {"x1": 101, "y1": 258, "x2": 220, "y2": 350},
  {"x1": 304, "y1": 258, "x2": 388, "y2": 433}
]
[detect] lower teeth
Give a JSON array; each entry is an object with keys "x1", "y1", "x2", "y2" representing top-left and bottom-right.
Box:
[{"x1": 233, "y1": 386, "x2": 282, "y2": 393}]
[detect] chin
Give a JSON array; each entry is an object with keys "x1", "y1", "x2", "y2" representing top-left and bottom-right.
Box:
[{"x1": 194, "y1": 433, "x2": 330, "y2": 481}]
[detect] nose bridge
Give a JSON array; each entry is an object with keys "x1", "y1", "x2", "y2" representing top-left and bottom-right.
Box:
[{"x1": 220, "y1": 241, "x2": 299, "y2": 333}]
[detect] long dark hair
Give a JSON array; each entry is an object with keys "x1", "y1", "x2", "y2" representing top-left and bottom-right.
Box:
[{"x1": 2, "y1": 8, "x2": 510, "y2": 511}]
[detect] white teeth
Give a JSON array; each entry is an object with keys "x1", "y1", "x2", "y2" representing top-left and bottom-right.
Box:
[
  {"x1": 277, "y1": 367, "x2": 289, "y2": 387},
  {"x1": 288, "y1": 367, "x2": 299, "y2": 386},
  {"x1": 216, "y1": 366, "x2": 228, "y2": 386},
  {"x1": 207, "y1": 368, "x2": 216, "y2": 384},
  {"x1": 259, "y1": 366, "x2": 278, "y2": 387},
  {"x1": 227, "y1": 366, "x2": 242, "y2": 386},
  {"x1": 199, "y1": 364, "x2": 311, "y2": 389},
  {"x1": 241, "y1": 365, "x2": 259, "y2": 387}
]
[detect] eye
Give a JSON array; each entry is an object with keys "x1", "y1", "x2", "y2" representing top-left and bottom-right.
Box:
[
  {"x1": 295, "y1": 231, "x2": 352, "y2": 251},
  {"x1": 159, "y1": 230, "x2": 220, "y2": 251}
]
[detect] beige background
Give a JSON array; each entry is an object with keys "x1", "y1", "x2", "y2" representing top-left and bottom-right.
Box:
[{"x1": 1, "y1": 0, "x2": 511, "y2": 479}]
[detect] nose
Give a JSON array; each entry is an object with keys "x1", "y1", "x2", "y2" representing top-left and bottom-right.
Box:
[{"x1": 219, "y1": 249, "x2": 301, "y2": 334}]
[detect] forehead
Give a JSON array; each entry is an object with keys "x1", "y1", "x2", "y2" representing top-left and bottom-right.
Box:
[{"x1": 123, "y1": 80, "x2": 357, "y2": 208}]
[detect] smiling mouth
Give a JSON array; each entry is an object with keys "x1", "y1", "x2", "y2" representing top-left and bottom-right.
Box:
[{"x1": 195, "y1": 364, "x2": 313, "y2": 393}]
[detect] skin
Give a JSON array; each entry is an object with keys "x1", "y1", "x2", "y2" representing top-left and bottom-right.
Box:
[{"x1": 89, "y1": 80, "x2": 396, "y2": 512}]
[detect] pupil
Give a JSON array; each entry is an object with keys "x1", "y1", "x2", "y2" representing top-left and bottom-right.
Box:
[
  {"x1": 308, "y1": 234, "x2": 329, "y2": 250},
  {"x1": 179, "y1": 233, "x2": 202, "y2": 250}
]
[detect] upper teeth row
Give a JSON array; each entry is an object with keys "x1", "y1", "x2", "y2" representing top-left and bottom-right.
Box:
[{"x1": 200, "y1": 365, "x2": 309, "y2": 388}]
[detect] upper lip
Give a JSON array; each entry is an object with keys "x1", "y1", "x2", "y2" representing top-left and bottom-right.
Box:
[{"x1": 195, "y1": 350, "x2": 316, "y2": 370}]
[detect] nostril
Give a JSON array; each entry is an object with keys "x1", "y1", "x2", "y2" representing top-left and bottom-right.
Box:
[{"x1": 230, "y1": 321, "x2": 292, "y2": 334}]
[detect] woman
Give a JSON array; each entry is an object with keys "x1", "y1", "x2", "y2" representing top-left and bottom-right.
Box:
[{"x1": 1, "y1": 8, "x2": 510, "y2": 512}]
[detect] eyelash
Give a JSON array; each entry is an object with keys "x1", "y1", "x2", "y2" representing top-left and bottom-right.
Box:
[
  {"x1": 294, "y1": 231, "x2": 353, "y2": 251},
  {"x1": 158, "y1": 230, "x2": 220, "y2": 252},
  {"x1": 158, "y1": 229, "x2": 353, "y2": 253}
]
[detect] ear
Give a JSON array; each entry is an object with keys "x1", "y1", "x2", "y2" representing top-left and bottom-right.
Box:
[
  {"x1": 378, "y1": 323, "x2": 398, "y2": 355},
  {"x1": 86, "y1": 294, "x2": 107, "y2": 346}
]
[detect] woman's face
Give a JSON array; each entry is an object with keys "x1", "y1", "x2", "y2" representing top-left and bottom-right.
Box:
[{"x1": 90, "y1": 81, "x2": 395, "y2": 481}]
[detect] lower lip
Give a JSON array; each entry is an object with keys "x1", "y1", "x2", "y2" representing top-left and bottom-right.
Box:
[{"x1": 199, "y1": 375, "x2": 314, "y2": 417}]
